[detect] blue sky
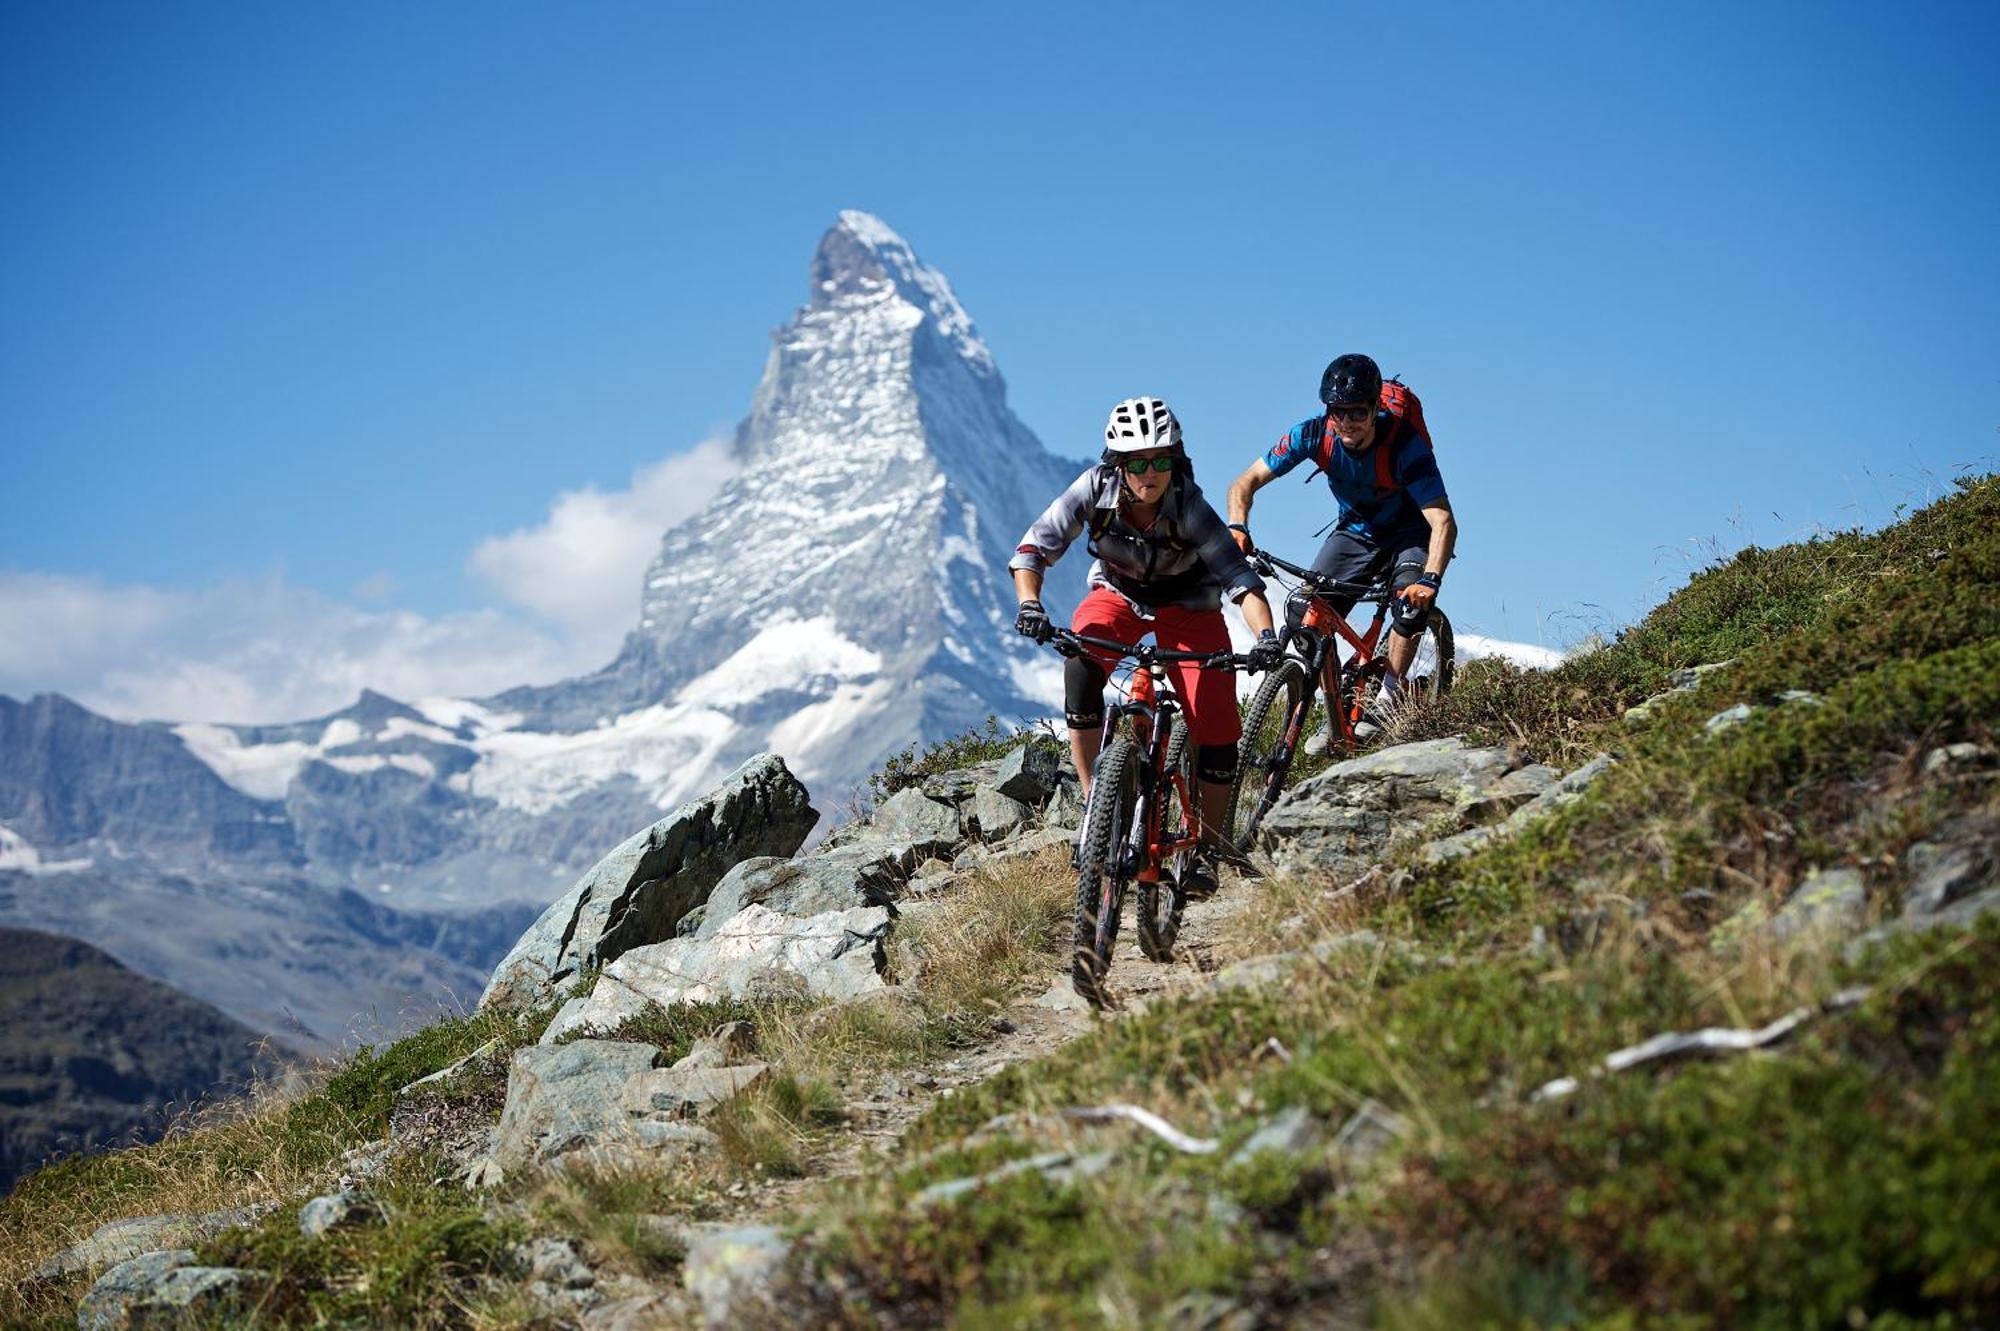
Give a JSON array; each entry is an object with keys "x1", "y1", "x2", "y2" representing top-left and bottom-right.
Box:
[{"x1": 2, "y1": 1, "x2": 1994, "y2": 721}]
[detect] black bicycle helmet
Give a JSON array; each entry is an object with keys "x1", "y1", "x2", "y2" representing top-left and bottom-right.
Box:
[{"x1": 1318, "y1": 354, "x2": 1383, "y2": 408}]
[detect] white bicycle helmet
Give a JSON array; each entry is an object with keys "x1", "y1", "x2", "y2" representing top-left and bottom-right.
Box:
[{"x1": 1103, "y1": 397, "x2": 1183, "y2": 453}]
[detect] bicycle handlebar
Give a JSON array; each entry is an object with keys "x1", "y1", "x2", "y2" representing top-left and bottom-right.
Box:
[
  {"x1": 1043, "y1": 627, "x2": 1251, "y2": 673},
  {"x1": 1246, "y1": 545, "x2": 1395, "y2": 601}
]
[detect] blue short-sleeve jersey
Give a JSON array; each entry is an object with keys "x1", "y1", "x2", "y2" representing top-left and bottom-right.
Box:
[{"x1": 1261, "y1": 411, "x2": 1448, "y2": 540}]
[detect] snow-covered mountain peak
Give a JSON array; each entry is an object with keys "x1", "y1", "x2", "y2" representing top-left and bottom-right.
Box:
[
  {"x1": 464, "y1": 214, "x2": 1089, "y2": 815},
  {"x1": 809, "y1": 210, "x2": 996, "y2": 382}
]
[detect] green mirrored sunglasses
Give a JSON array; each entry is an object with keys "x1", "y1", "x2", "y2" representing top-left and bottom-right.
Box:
[{"x1": 1120, "y1": 455, "x2": 1176, "y2": 475}]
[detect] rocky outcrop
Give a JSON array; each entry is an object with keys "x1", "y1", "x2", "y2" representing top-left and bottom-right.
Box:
[
  {"x1": 682, "y1": 849, "x2": 906, "y2": 938},
  {"x1": 76, "y1": 1249, "x2": 265, "y2": 1331},
  {"x1": 483, "y1": 1021, "x2": 781, "y2": 1180},
  {"x1": 31, "y1": 1203, "x2": 276, "y2": 1283},
  {"x1": 1257, "y1": 738, "x2": 1529, "y2": 874},
  {"x1": 1418, "y1": 754, "x2": 1616, "y2": 866},
  {"x1": 539, "y1": 905, "x2": 893, "y2": 1043},
  {"x1": 480, "y1": 755, "x2": 817, "y2": 1011},
  {"x1": 490, "y1": 1040, "x2": 669, "y2": 1174}
]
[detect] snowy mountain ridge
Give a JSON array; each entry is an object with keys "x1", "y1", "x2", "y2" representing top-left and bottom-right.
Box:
[{"x1": 477, "y1": 209, "x2": 1089, "y2": 796}]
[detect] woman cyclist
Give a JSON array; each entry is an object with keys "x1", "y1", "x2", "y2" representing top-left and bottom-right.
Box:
[{"x1": 1010, "y1": 397, "x2": 1280, "y2": 893}]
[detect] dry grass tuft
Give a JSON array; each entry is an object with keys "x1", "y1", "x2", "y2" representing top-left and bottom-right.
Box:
[
  {"x1": 900, "y1": 846, "x2": 1074, "y2": 1024},
  {"x1": 1214, "y1": 866, "x2": 1377, "y2": 962}
]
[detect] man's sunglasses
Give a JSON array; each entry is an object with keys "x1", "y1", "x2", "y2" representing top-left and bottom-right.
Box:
[
  {"x1": 1119, "y1": 456, "x2": 1176, "y2": 475},
  {"x1": 1327, "y1": 405, "x2": 1373, "y2": 425}
]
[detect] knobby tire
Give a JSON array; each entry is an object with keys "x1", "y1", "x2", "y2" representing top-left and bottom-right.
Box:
[
  {"x1": 1074, "y1": 738, "x2": 1138, "y2": 1006},
  {"x1": 1136, "y1": 724, "x2": 1191, "y2": 962},
  {"x1": 1229, "y1": 658, "x2": 1310, "y2": 852}
]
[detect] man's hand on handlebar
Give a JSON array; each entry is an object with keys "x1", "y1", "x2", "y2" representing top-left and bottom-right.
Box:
[
  {"x1": 1398, "y1": 572, "x2": 1442, "y2": 612},
  {"x1": 1226, "y1": 522, "x2": 1254, "y2": 557}
]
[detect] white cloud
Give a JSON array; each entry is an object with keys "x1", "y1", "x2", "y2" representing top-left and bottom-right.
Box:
[
  {"x1": 1454, "y1": 632, "x2": 1568, "y2": 670},
  {"x1": 0, "y1": 441, "x2": 741, "y2": 726},
  {"x1": 0, "y1": 569, "x2": 589, "y2": 724},
  {"x1": 468, "y1": 439, "x2": 737, "y2": 660}
]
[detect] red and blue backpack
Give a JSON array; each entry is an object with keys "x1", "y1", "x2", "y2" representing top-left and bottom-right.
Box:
[{"x1": 1310, "y1": 376, "x2": 1432, "y2": 494}]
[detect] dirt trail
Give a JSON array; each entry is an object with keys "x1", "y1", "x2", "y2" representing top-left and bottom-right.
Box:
[{"x1": 719, "y1": 876, "x2": 1260, "y2": 1222}]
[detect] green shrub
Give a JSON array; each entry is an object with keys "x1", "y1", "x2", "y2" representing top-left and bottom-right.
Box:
[
  {"x1": 1384, "y1": 920, "x2": 2000, "y2": 1328},
  {"x1": 863, "y1": 716, "x2": 1056, "y2": 805}
]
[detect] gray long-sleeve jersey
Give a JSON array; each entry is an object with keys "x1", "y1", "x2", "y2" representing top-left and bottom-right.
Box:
[{"x1": 1010, "y1": 466, "x2": 1265, "y2": 612}]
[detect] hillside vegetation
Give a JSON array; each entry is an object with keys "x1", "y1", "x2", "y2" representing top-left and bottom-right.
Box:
[{"x1": 3, "y1": 474, "x2": 1994, "y2": 1329}]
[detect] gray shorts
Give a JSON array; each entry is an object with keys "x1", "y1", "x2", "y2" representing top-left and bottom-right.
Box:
[{"x1": 1292, "y1": 528, "x2": 1434, "y2": 637}]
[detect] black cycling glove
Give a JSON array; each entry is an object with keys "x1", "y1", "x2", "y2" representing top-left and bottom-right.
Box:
[
  {"x1": 1015, "y1": 599, "x2": 1053, "y2": 643},
  {"x1": 1246, "y1": 628, "x2": 1284, "y2": 673}
]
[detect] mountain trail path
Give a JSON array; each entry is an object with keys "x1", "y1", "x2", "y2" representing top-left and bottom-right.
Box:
[{"x1": 715, "y1": 875, "x2": 1261, "y2": 1224}]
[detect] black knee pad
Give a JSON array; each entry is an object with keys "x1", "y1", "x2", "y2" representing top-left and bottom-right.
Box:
[
  {"x1": 1389, "y1": 561, "x2": 1433, "y2": 637},
  {"x1": 1390, "y1": 600, "x2": 1433, "y2": 637},
  {"x1": 1064, "y1": 655, "x2": 1107, "y2": 730},
  {"x1": 1196, "y1": 743, "x2": 1237, "y2": 784}
]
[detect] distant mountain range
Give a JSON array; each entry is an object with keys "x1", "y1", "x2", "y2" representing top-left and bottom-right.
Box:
[{"x1": 0, "y1": 927, "x2": 288, "y2": 1195}]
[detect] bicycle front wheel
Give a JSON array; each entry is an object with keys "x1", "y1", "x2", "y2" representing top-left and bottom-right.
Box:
[
  {"x1": 1074, "y1": 738, "x2": 1138, "y2": 1007},
  {"x1": 1229, "y1": 658, "x2": 1311, "y2": 851},
  {"x1": 1405, "y1": 606, "x2": 1455, "y2": 701},
  {"x1": 1370, "y1": 608, "x2": 1458, "y2": 730},
  {"x1": 1137, "y1": 724, "x2": 1191, "y2": 963}
]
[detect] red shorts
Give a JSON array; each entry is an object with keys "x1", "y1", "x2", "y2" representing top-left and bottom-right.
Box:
[{"x1": 1070, "y1": 588, "x2": 1242, "y2": 747}]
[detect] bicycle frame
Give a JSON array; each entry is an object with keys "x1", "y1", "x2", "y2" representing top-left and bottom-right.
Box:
[
  {"x1": 1097, "y1": 662, "x2": 1204, "y2": 885},
  {"x1": 1256, "y1": 548, "x2": 1403, "y2": 754},
  {"x1": 1295, "y1": 596, "x2": 1393, "y2": 748}
]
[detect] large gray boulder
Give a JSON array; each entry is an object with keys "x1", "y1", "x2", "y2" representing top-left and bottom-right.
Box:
[
  {"x1": 1259, "y1": 738, "x2": 1519, "y2": 873},
  {"x1": 992, "y1": 743, "x2": 1061, "y2": 805},
  {"x1": 967, "y1": 787, "x2": 1034, "y2": 843},
  {"x1": 540, "y1": 905, "x2": 892, "y2": 1044},
  {"x1": 481, "y1": 755, "x2": 817, "y2": 1011},
  {"x1": 77, "y1": 1249, "x2": 265, "y2": 1331},
  {"x1": 851, "y1": 787, "x2": 962, "y2": 853},
  {"x1": 1421, "y1": 753, "x2": 1616, "y2": 866},
  {"x1": 681, "y1": 845, "x2": 911, "y2": 938},
  {"x1": 491, "y1": 1040, "x2": 663, "y2": 1172},
  {"x1": 624, "y1": 1064, "x2": 771, "y2": 1118}
]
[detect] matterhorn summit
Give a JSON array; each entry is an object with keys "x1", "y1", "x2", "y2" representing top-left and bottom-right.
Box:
[{"x1": 493, "y1": 210, "x2": 1088, "y2": 795}]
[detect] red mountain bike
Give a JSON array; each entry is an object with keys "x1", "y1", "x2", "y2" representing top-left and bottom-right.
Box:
[
  {"x1": 1043, "y1": 629, "x2": 1252, "y2": 1007},
  {"x1": 1227, "y1": 546, "x2": 1455, "y2": 850}
]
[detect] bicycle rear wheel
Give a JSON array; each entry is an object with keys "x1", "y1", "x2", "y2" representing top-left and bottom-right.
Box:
[
  {"x1": 1229, "y1": 658, "x2": 1311, "y2": 851},
  {"x1": 1137, "y1": 724, "x2": 1191, "y2": 962},
  {"x1": 1074, "y1": 737, "x2": 1138, "y2": 1006}
]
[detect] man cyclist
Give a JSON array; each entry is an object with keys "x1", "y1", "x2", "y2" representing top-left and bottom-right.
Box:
[
  {"x1": 1011, "y1": 397, "x2": 1281, "y2": 890},
  {"x1": 1225, "y1": 353, "x2": 1457, "y2": 747}
]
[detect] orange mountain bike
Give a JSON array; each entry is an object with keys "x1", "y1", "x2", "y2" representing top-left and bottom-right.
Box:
[
  {"x1": 1043, "y1": 628, "x2": 1253, "y2": 1007},
  {"x1": 1226, "y1": 545, "x2": 1455, "y2": 850}
]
